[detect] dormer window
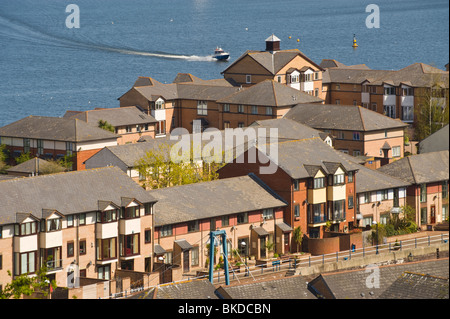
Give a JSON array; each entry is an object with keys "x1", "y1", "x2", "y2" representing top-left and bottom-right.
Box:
[
  {"x1": 96, "y1": 209, "x2": 119, "y2": 223},
  {"x1": 155, "y1": 99, "x2": 165, "y2": 110},
  {"x1": 333, "y1": 174, "x2": 345, "y2": 185},
  {"x1": 14, "y1": 221, "x2": 37, "y2": 236}
]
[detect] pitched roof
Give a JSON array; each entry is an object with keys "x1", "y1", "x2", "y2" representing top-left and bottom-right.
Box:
[
  {"x1": 250, "y1": 118, "x2": 325, "y2": 141},
  {"x1": 244, "y1": 137, "x2": 361, "y2": 179},
  {"x1": 6, "y1": 157, "x2": 54, "y2": 175},
  {"x1": 222, "y1": 48, "x2": 323, "y2": 75},
  {"x1": 149, "y1": 174, "x2": 287, "y2": 226},
  {"x1": 151, "y1": 279, "x2": 219, "y2": 299},
  {"x1": 320, "y1": 59, "x2": 371, "y2": 70},
  {"x1": 355, "y1": 163, "x2": 411, "y2": 193},
  {"x1": 0, "y1": 166, "x2": 157, "y2": 225},
  {"x1": 63, "y1": 106, "x2": 157, "y2": 127},
  {"x1": 379, "y1": 272, "x2": 449, "y2": 299},
  {"x1": 216, "y1": 276, "x2": 315, "y2": 299},
  {"x1": 133, "y1": 76, "x2": 162, "y2": 87},
  {"x1": 418, "y1": 124, "x2": 449, "y2": 154},
  {"x1": 377, "y1": 151, "x2": 449, "y2": 184},
  {"x1": 284, "y1": 103, "x2": 408, "y2": 131},
  {"x1": 0, "y1": 116, "x2": 118, "y2": 142},
  {"x1": 217, "y1": 80, "x2": 323, "y2": 106},
  {"x1": 307, "y1": 258, "x2": 449, "y2": 299}
]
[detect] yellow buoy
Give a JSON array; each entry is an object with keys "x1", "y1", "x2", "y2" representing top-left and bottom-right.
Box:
[
  {"x1": 352, "y1": 34, "x2": 358, "y2": 48},
  {"x1": 288, "y1": 36, "x2": 291, "y2": 39},
  {"x1": 297, "y1": 38, "x2": 300, "y2": 42}
]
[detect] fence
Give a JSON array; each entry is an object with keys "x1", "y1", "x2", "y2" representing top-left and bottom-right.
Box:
[{"x1": 104, "y1": 233, "x2": 448, "y2": 298}]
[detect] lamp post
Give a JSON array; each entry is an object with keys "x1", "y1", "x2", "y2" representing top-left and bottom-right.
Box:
[
  {"x1": 241, "y1": 241, "x2": 248, "y2": 276},
  {"x1": 372, "y1": 221, "x2": 379, "y2": 254}
]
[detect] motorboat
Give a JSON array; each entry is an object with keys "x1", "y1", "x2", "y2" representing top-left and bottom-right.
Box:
[{"x1": 213, "y1": 47, "x2": 230, "y2": 61}]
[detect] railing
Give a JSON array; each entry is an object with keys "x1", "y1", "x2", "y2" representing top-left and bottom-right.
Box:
[
  {"x1": 331, "y1": 211, "x2": 346, "y2": 222},
  {"x1": 45, "y1": 259, "x2": 63, "y2": 271},
  {"x1": 308, "y1": 214, "x2": 327, "y2": 224},
  {"x1": 103, "y1": 233, "x2": 449, "y2": 298}
]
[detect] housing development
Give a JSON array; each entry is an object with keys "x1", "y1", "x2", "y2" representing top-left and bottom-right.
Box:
[{"x1": 0, "y1": 35, "x2": 448, "y2": 300}]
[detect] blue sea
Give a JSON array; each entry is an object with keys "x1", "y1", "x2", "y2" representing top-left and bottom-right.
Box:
[{"x1": 0, "y1": 0, "x2": 448, "y2": 127}]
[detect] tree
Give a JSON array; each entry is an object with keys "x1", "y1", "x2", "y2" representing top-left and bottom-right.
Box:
[
  {"x1": 15, "y1": 152, "x2": 31, "y2": 165},
  {"x1": 98, "y1": 119, "x2": 115, "y2": 133},
  {"x1": 0, "y1": 144, "x2": 8, "y2": 173},
  {"x1": 135, "y1": 142, "x2": 223, "y2": 189},
  {"x1": 414, "y1": 73, "x2": 449, "y2": 140},
  {"x1": 0, "y1": 266, "x2": 56, "y2": 299},
  {"x1": 293, "y1": 226, "x2": 303, "y2": 252},
  {"x1": 39, "y1": 159, "x2": 67, "y2": 175}
]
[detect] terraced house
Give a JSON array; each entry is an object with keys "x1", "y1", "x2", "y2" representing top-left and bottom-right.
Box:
[
  {"x1": 0, "y1": 167, "x2": 157, "y2": 289},
  {"x1": 149, "y1": 175, "x2": 288, "y2": 280},
  {"x1": 321, "y1": 61, "x2": 449, "y2": 126},
  {"x1": 378, "y1": 151, "x2": 450, "y2": 229},
  {"x1": 0, "y1": 116, "x2": 118, "y2": 170}
]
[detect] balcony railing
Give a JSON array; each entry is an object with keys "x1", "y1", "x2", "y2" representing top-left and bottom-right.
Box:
[
  {"x1": 308, "y1": 213, "x2": 327, "y2": 225},
  {"x1": 45, "y1": 259, "x2": 63, "y2": 271},
  {"x1": 331, "y1": 211, "x2": 346, "y2": 222}
]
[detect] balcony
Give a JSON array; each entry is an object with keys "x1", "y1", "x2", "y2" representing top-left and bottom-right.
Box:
[
  {"x1": 330, "y1": 211, "x2": 346, "y2": 223},
  {"x1": 44, "y1": 258, "x2": 63, "y2": 272},
  {"x1": 327, "y1": 185, "x2": 346, "y2": 201},
  {"x1": 307, "y1": 188, "x2": 326, "y2": 204},
  {"x1": 307, "y1": 213, "x2": 327, "y2": 226}
]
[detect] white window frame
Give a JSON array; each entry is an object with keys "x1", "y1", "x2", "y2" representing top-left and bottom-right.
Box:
[{"x1": 197, "y1": 100, "x2": 208, "y2": 115}]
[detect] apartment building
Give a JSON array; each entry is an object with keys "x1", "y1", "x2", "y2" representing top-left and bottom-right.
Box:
[
  {"x1": 284, "y1": 103, "x2": 407, "y2": 160},
  {"x1": 218, "y1": 137, "x2": 361, "y2": 243},
  {"x1": 0, "y1": 116, "x2": 118, "y2": 170},
  {"x1": 221, "y1": 35, "x2": 325, "y2": 99},
  {"x1": 378, "y1": 151, "x2": 449, "y2": 229},
  {"x1": 150, "y1": 175, "x2": 288, "y2": 275},
  {"x1": 63, "y1": 106, "x2": 158, "y2": 144},
  {"x1": 0, "y1": 167, "x2": 157, "y2": 289},
  {"x1": 321, "y1": 61, "x2": 449, "y2": 126},
  {"x1": 217, "y1": 80, "x2": 323, "y2": 129}
]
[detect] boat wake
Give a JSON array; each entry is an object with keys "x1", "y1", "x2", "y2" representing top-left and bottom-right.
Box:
[{"x1": 0, "y1": 14, "x2": 215, "y2": 62}]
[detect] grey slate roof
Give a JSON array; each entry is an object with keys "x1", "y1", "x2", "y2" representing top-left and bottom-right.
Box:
[
  {"x1": 307, "y1": 258, "x2": 449, "y2": 299},
  {"x1": 149, "y1": 175, "x2": 287, "y2": 227},
  {"x1": 379, "y1": 272, "x2": 449, "y2": 299},
  {"x1": 216, "y1": 276, "x2": 315, "y2": 299},
  {"x1": 284, "y1": 103, "x2": 408, "y2": 131},
  {"x1": 355, "y1": 163, "x2": 411, "y2": 193},
  {"x1": 0, "y1": 116, "x2": 118, "y2": 142},
  {"x1": 250, "y1": 118, "x2": 326, "y2": 141},
  {"x1": 152, "y1": 279, "x2": 219, "y2": 299},
  {"x1": 0, "y1": 166, "x2": 157, "y2": 226},
  {"x1": 63, "y1": 106, "x2": 157, "y2": 127},
  {"x1": 217, "y1": 80, "x2": 323, "y2": 106},
  {"x1": 377, "y1": 151, "x2": 449, "y2": 184},
  {"x1": 6, "y1": 157, "x2": 53, "y2": 175},
  {"x1": 418, "y1": 124, "x2": 449, "y2": 154}
]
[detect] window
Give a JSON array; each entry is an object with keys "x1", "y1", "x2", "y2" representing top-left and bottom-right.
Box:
[
  {"x1": 0, "y1": 226, "x2": 2, "y2": 240},
  {"x1": 123, "y1": 206, "x2": 140, "y2": 219},
  {"x1": 126, "y1": 126, "x2": 132, "y2": 133},
  {"x1": 277, "y1": 75, "x2": 282, "y2": 83},
  {"x1": 67, "y1": 242, "x2": 74, "y2": 258},
  {"x1": 315, "y1": 88, "x2": 319, "y2": 97},
  {"x1": 363, "y1": 192, "x2": 370, "y2": 204},
  {"x1": 330, "y1": 200, "x2": 345, "y2": 220},
  {"x1": 160, "y1": 225, "x2": 173, "y2": 237},
  {"x1": 290, "y1": 74, "x2": 299, "y2": 83},
  {"x1": 336, "y1": 84, "x2": 340, "y2": 90},
  {"x1": 223, "y1": 121, "x2": 230, "y2": 129},
  {"x1": 120, "y1": 234, "x2": 139, "y2": 257},
  {"x1": 293, "y1": 179, "x2": 299, "y2": 191},
  {"x1": 348, "y1": 196, "x2": 354, "y2": 209},
  {"x1": 145, "y1": 229, "x2": 152, "y2": 243},
  {"x1": 420, "y1": 184, "x2": 427, "y2": 203},
  {"x1": 337, "y1": 131, "x2": 345, "y2": 139},
  {"x1": 188, "y1": 220, "x2": 199, "y2": 232},
  {"x1": 443, "y1": 181, "x2": 448, "y2": 199},
  {"x1": 238, "y1": 238, "x2": 249, "y2": 256},
  {"x1": 402, "y1": 106, "x2": 414, "y2": 121},
  {"x1": 15, "y1": 251, "x2": 36, "y2": 275},
  {"x1": 348, "y1": 172, "x2": 354, "y2": 183},
  {"x1": 294, "y1": 204, "x2": 300, "y2": 218},
  {"x1": 197, "y1": 100, "x2": 208, "y2": 115},
  {"x1": 37, "y1": 139, "x2": 44, "y2": 155},
  {"x1": 333, "y1": 174, "x2": 345, "y2": 185},
  {"x1": 23, "y1": 138, "x2": 30, "y2": 153},
  {"x1": 79, "y1": 213, "x2": 86, "y2": 225},
  {"x1": 353, "y1": 100, "x2": 358, "y2": 106},
  {"x1": 238, "y1": 105, "x2": 244, "y2": 113},
  {"x1": 80, "y1": 240, "x2": 87, "y2": 255},
  {"x1": 420, "y1": 207, "x2": 427, "y2": 224},
  {"x1": 443, "y1": 204, "x2": 448, "y2": 221},
  {"x1": 265, "y1": 107, "x2": 272, "y2": 116},
  {"x1": 380, "y1": 190, "x2": 388, "y2": 201},
  {"x1": 304, "y1": 73, "x2": 312, "y2": 82},
  {"x1": 246, "y1": 75, "x2": 252, "y2": 84},
  {"x1": 97, "y1": 209, "x2": 118, "y2": 223},
  {"x1": 96, "y1": 238, "x2": 117, "y2": 261},
  {"x1": 156, "y1": 120, "x2": 166, "y2": 135},
  {"x1": 384, "y1": 105, "x2": 396, "y2": 118},
  {"x1": 66, "y1": 142, "x2": 74, "y2": 157},
  {"x1": 191, "y1": 247, "x2": 199, "y2": 267},
  {"x1": 353, "y1": 150, "x2": 361, "y2": 157},
  {"x1": 314, "y1": 177, "x2": 325, "y2": 189},
  {"x1": 335, "y1": 99, "x2": 341, "y2": 105},
  {"x1": 402, "y1": 87, "x2": 414, "y2": 96},
  {"x1": 362, "y1": 216, "x2": 373, "y2": 228},
  {"x1": 15, "y1": 221, "x2": 38, "y2": 236},
  {"x1": 251, "y1": 106, "x2": 258, "y2": 115},
  {"x1": 237, "y1": 213, "x2": 248, "y2": 224},
  {"x1": 384, "y1": 86, "x2": 396, "y2": 95},
  {"x1": 353, "y1": 132, "x2": 360, "y2": 140},
  {"x1": 371, "y1": 103, "x2": 377, "y2": 111},
  {"x1": 370, "y1": 86, "x2": 377, "y2": 94},
  {"x1": 222, "y1": 215, "x2": 229, "y2": 227},
  {"x1": 155, "y1": 99, "x2": 165, "y2": 110},
  {"x1": 380, "y1": 214, "x2": 390, "y2": 225},
  {"x1": 223, "y1": 104, "x2": 230, "y2": 112},
  {"x1": 238, "y1": 122, "x2": 245, "y2": 128},
  {"x1": 392, "y1": 146, "x2": 401, "y2": 157},
  {"x1": 314, "y1": 72, "x2": 319, "y2": 80},
  {"x1": 67, "y1": 215, "x2": 74, "y2": 228},
  {"x1": 262, "y1": 209, "x2": 273, "y2": 220}
]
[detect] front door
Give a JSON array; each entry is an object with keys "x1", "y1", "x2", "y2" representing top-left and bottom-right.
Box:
[
  {"x1": 431, "y1": 206, "x2": 436, "y2": 224},
  {"x1": 183, "y1": 250, "x2": 190, "y2": 272},
  {"x1": 284, "y1": 234, "x2": 290, "y2": 253},
  {"x1": 260, "y1": 237, "x2": 266, "y2": 259}
]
